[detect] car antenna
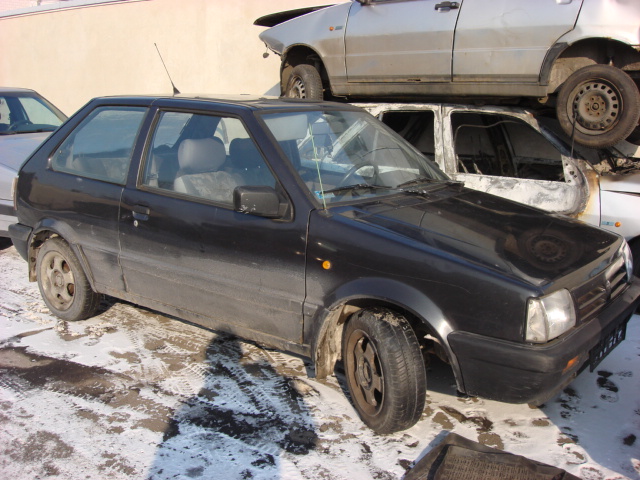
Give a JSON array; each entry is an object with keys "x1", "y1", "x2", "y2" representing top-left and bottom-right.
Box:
[{"x1": 154, "y1": 43, "x2": 180, "y2": 95}]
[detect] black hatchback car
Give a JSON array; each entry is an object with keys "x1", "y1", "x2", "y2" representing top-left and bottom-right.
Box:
[{"x1": 9, "y1": 95, "x2": 640, "y2": 434}]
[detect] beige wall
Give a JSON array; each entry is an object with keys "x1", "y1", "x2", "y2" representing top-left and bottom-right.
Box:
[{"x1": 0, "y1": 0, "x2": 322, "y2": 114}]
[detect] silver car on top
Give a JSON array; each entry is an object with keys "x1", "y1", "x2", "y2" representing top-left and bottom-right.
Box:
[{"x1": 257, "y1": 0, "x2": 640, "y2": 150}]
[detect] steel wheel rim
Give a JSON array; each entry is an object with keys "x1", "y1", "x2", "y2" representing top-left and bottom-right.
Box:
[
  {"x1": 346, "y1": 329, "x2": 384, "y2": 416},
  {"x1": 287, "y1": 76, "x2": 306, "y2": 98},
  {"x1": 40, "y1": 250, "x2": 75, "y2": 311},
  {"x1": 570, "y1": 78, "x2": 622, "y2": 135}
]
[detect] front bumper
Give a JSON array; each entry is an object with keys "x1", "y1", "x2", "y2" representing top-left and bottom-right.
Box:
[{"x1": 448, "y1": 280, "x2": 640, "y2": 405}]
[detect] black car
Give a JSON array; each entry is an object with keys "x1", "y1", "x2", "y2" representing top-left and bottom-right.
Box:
[{"x1": 9, "y1": 95, "x2": 640, "y2": 434}]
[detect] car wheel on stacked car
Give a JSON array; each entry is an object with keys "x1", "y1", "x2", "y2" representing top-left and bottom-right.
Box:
[{"x1": 556, "y1": 65, "x2": 640, "y2": 148}]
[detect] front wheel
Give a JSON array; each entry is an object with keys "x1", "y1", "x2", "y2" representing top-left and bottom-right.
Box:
[
  {"x1": 36, "y1": 237, "x2": 101, "y2": 321},
  {"x1": 284, "y1": 64, "x2": 323, "y2": 100},
  {"x1": 342, "y1": 308, "x2": 426, "y2": 434},
  {"x1": 556, "y1": 65, "x2": 640, "y2": 148}
]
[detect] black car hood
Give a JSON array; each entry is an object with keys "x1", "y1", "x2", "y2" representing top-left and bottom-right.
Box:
[
  {"x1": 254, "y1": 5, "x2": 335, "y2": 27},
  {"x1": 337, "y1": 188, "x2": 620, "y2": 287}
]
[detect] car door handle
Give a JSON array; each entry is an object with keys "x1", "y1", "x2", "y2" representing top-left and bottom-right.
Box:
[
  {"x1": 435, "y1": 1, "x2": 459, "y2": 11},
  {"x1": 132, "y1": 205, "x2": 150, "y2": 222}
]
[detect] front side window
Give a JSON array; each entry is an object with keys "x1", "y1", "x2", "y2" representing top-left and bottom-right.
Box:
[
  {"x1": 50, "y1": 106, "x2": 147, "y2": 184},
  {"x1": 141, "y1": 111, "x2": 276, "y2": 206},
  {"x1": 263, "y1": 109, "x2": 446, "y2": 205}
]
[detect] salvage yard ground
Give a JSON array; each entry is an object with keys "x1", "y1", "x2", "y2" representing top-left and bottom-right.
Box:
[{"x1": 0, "y1": 242, "x2": 639, "y2": 480}]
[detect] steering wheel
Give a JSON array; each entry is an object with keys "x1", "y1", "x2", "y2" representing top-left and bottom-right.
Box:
[
  {"x1": 8, "y1": 119, "x2": 33, "y2": 131},
  {"x1": 338, "y1": 161, "x2": 380, "y2": 187}
]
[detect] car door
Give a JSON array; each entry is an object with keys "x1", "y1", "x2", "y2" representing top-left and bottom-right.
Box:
[
  {"x1": 453, "y1": 0, "x2": 583, "y2": 82},
  {"x1": 38, "y1": 104, "x2": 149, "y2": 293},
  {"x1": 118, "y1": 108, "x2": 307, "y2": 344},
  {"x1": 442, "y1": 108, "x2": 585, "y2": 215},
  {"x1": 344, "y1": 0, "x2": 460, "y2": 83}
]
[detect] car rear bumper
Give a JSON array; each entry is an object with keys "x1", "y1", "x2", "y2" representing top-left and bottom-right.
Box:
[
  {"x1": 8, "y1": 222, "x2": 31, "y2": 261},
  {"x1": 0, "y1": 200, "x2": 16, "y2": 237},
  {"x1": 448, "y1": 280, "x2": 640, "y2": 405}
]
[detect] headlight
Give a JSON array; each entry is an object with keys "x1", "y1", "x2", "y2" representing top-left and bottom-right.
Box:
[
  {"x1": 526, "y1": 289, "x2": 576, "y2": 343},
  {"x1": 621, "y1": 241, "x2": 633, "y2": 282}
]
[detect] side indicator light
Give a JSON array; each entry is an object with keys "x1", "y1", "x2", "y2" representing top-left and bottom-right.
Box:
[
  {"x1": 322, "y1": 260, "x2": 332, "y2": 270},
  {"x1": 562, "y1": 355, "x2": 580, "y2": 374}
]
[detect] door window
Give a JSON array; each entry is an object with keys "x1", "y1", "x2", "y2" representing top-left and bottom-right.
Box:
[
  {"x1": 50, "y1": 106, "x2": 147, "y2": 184},
  {"x1": 451, "y1": 113, "x2": 565, "y2": 181},
  {"x1": 142, "y1": 112, "x2": 276, "y2": 206}
]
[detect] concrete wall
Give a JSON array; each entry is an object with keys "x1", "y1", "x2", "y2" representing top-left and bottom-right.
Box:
[{"x1": 0, "y1": 0, "x2": 322, "y2": 114}]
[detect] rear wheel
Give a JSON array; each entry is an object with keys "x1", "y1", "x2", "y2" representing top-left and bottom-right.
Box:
[
  {"x1": 284, "y1": 64, "x2": 323, "y2": 100},
  {"x1": 342, "y1": 308, "x2": 426, "y2": 433},
  {"x1": 36, "y1": 237, "x2": 100, "y2": 321},
  {"x1": 556, "y1": 65, "x2": 640, "y2": 148}
]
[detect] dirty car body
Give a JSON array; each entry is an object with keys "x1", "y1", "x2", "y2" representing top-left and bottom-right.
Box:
[
  {"x1": 0, "y1": 87, "x2": 66, "y2": 237},
  {"x1": 10, "y1": 95, "x2": 640, "y2": 433},
  {"x1": 258, "y1": 0, "x2": 640, "y2": 149},
  {"x1": 361, "y1": 102, "x2": 640, "y2": 275}
]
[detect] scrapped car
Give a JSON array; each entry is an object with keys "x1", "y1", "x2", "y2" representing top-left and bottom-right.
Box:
[
  {"x1": 257, "y1": 0, "x2": 640, "y2": 149},
  {"x1": 359, "y1": 102, "x2": 640, "y2": 276},
  {"x1": 0, "y1": 87, "x2": 67, "y2": 237},
  {"x1": 10, "y1": 95, "x2": 640, "y2": 433}
]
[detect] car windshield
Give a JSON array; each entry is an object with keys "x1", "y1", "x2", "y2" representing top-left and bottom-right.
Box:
[
  {"x1": 262, "y1": 109, "x2": 448, "y2": 205},
  {"x1": 0, "y1": 92, "x2": 66, "y2": 135}
]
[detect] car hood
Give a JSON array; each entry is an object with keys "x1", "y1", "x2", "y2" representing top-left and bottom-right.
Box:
[
  {"x1": 0, "y1": 131, "x2": 51, "y2": 171},
  {"x1": 336, "y1": 188, "x2": 620, "y2": 287},
  {"x1": 599, "y1": 171, "x2": 640, "y2": 194},
  {"x1": 254, "y1": 5, "x2": 335, "y2": 27}
]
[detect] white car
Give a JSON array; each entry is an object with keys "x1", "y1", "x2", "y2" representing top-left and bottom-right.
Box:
[
  {"x1": 360, "y1": 102, "x2": 640, "y2": 276},
  {"x1": 0, "y1": 87, "x2": 67, "y2": 238},
  {"x1": 257, "y1": 0, "x2": 640, "y2": 149}
]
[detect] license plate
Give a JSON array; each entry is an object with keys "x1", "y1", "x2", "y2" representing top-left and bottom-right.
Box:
[{"x1": 589, "y1": 320, "x2": 627, "y2": 371}]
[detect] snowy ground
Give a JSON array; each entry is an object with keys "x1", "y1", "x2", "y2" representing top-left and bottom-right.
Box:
[{"x1": 0, "y1": 242, "x2": 639, "y2": 480}]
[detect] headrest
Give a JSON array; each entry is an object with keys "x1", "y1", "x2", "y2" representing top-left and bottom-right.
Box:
[
  {"x1": 178, "y1": 137, "x2": 226, "y2": 173},
  {"x1": 229, "y1": 138, "x2": 263, "y2": 169}
]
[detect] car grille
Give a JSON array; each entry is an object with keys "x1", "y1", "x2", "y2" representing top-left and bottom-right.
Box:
[{"x1": 573, "y1": 256, "x2": 628, "y2": 323}]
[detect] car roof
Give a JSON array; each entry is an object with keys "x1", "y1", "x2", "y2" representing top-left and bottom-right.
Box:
[
  {"x1": 90, "y1": 94, "x2": 361, "y2": 113},
  {"x1": 0, "y1": 87, "x2": 38, "y2": 94}
]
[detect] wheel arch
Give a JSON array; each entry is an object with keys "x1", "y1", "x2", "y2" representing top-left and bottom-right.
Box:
[
  {"x1": 281, "y1": 45, "x2": 330, "y2": 96},
  {"x1": 542, "y1": 38, "x2": 640, "y2": 94},
  {"x1": 27, "y1": 220, "x2": 95, "y2": 289},
  {"x1": 628, "y1": 235, "x2": 640, "y2": 277},
  {"x1": 309, "y1": 277, "x2": 464, "y2": 390}
]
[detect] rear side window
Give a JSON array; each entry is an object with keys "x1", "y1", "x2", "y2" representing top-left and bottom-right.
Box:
[{"x1": 50, "y1": 106, "x2": 147, "y2": 184}]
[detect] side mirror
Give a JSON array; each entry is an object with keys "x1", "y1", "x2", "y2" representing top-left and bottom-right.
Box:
[
  {"x1": 234, "y1": 186, "x2": 283, "y2": 218},
  {"x1": 356, "y1": 0, "x2": 372, "y2": 4}
]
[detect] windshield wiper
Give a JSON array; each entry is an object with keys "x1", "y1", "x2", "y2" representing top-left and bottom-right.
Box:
[
  {"x1": 320, "y1": 183, "x2": 389, "y2": 196},
  {"x1": 397, "y1": 176, "x2": 463, "y2": 190},
  {"x1": 395, "y1": 176, "x2": 442, "y2": 189}
]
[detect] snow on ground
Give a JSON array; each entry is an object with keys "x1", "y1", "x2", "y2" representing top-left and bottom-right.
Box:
[{"x1": 0, "y1": 242, "x2": 639, "y2": 480}]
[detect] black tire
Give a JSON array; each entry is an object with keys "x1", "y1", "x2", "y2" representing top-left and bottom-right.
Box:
[
  {"x1": 284, "y1": 64, "x2": 323, "y2": 100},
  {"x1": 36, "y1": 237, "x2": 100, "y2": 321},
  {"x1": 342, "y1": 308, "x2": 426, "y2": 434},
  {"x1": 557, "y1": 65, "x2": 640, "y2": 148}
]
